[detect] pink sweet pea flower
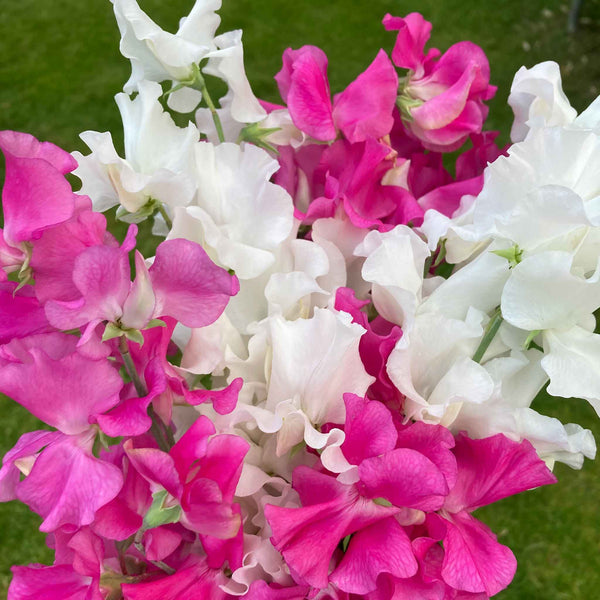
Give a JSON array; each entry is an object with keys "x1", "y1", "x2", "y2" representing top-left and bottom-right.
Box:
[
  {"x1": 121, "y1": 557, "x2": 230, "y2": 600},
  {"x1": 0, "y1": 131, "x2": 77, "y2": 249},
  {"x1": 276, "y1": 46, "x2": 398, "y2": 143},
  {"x1": 384, "y1": 14, "x2": 496, "y2": 151},
  {"x1": 431, "y1": 433, "x2": 557, "y2": 596},
  {"x1": 8, "y1": 564, "x2": 102, "y2": 600},
  {"x1": 44, "y1": 231, "x2": 239, "y2": 340},
  {"x1": 125, "y1": 416, "x2": 249, "y2": 554}
]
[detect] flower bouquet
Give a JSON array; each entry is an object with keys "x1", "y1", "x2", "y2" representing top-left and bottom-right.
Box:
[{"x1": 1, "y1": 1, "x2": 599, "y2": 598}]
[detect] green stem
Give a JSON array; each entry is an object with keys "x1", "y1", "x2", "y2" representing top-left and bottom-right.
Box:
[
  {"x1": 157, "y1": 204, "x2": 173, "y2": 230},
  {"x1": 118, "y1": 337, "x2": 172, "y2": 452},
  {"x1": 191, "y1": 67, "x2": 225, "y2": 143},
  {"x1": 472, "y1": 308, "x2": 503, "y2": 364}
]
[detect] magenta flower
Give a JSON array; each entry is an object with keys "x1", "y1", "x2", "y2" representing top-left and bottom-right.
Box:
[
  {"x1": 276, "y1": 45, "x2": 398, "y2": 143},
  {"x1": 384, "y1": 13, "x2": 496, "y2": 151}
]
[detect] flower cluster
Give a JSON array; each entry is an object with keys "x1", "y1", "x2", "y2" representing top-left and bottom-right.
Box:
[{"x1": 1, "y1": 2, "x2": 599, "y2": 599}]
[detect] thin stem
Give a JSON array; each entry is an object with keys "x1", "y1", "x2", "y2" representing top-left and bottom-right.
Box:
[
  {"x1": 191, "y1": 69, "x2": 225, "y2": 143},
  {"x1": 118, "y1": 337, "x2": 172, "y2": 452},
  {"x1": 472, "y1": 308, "x2": 503, "y2": 364},
  {"x1": 118, "y1": 337, "x2": 146, "y2": 397},
  {"x1": 157, "y1": 204, "x2": 173, "y2": 230},
  {"x1": 134, "y1": 542, "x2": 176, "y2": 575}
]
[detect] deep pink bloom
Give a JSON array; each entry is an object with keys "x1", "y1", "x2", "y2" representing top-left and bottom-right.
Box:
[
  {"x1": 384, "y1": 14, "x2": 496, "y2": 151},
  {"x1": 433, "y1": 434, "x2": 557, "y2": 596},
  {"x1": 265, "y1": 466, "x2": 399, "y2": 589},
  {"x1": 8, "y1": 564, "x2": 102, "y2": 600},
  {"x1": 121, "y1": 558, "x2": 229, "y2": 600},
  {"x1": 276, "y1": 46, "x2": 398, "y2": 143}
]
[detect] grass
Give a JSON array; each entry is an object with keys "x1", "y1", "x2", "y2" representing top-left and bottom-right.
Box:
[{"x1": 1, "y1": 0, "x2": 600, "y2": 597}]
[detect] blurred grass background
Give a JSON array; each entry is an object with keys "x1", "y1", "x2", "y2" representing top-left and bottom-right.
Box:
[{"x1": 1, "y1": 0, "x2": 600, "y2": 597}]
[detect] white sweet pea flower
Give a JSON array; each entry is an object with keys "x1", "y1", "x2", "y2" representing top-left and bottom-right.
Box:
[
  {"x1": 452, "y1": 350, "x2": 595, "y2": 469},
  {"x1": 509, "y1": 61, "x2": 577, "y2": 143},
  {"x1": 112, "y1": 0, "x2": 220, "y2": 91},
  {"x1": 387, "y1": 308, "x2": 495, "y2": 425},
  {"x1": 226, "y1": 308, "x2": 373, "y2": 471},
  {"x1": 169, "y1": 141, "x2": 294, "y2": 279},
  {"x1": 354, "y1": 225, "x2": 430, "y2": 332},
  {"x1": 111, "y1": 0, "x2": 265, "y2": 124},
  {"x1": 73, "y1": 80, "x2": 198, "y2": 217}
]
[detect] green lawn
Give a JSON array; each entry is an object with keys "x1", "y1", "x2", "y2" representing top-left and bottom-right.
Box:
[{"x1": 1, "y1": 0, "x2": 600, "y2": 597}]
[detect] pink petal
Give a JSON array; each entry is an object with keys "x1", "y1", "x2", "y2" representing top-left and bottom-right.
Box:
[
  {"x1": 181, "y1": 478, "x2": 240, "y2": 539},
  {"x1": 0, "y1": 283, "x2": 52, "y2": 344},
  {"x1": 96, "y1": 357, "x2": 166, "y2": 437},
  {"x1": 149, "y1": 238, "x2": 239, "y2": 328},
  {"x1": 411, "y1": 67, "x2": 477, "y2": 130},
  {"x1": 341, "y1": 394, "x2": 398, "y2": 465},
  {"x1": 282, "y1": 46, "x2": 336, "y2": 141},
  {"x1": 265, "y1": 467, "x2": 397, "y2": 588},
  {"x1": 0, "y1": 430, "x2": 61, "y2": 501},
  {"x1": 0, "y1": 345, "x2": 122, "y2": 435},
  {"x1": 439, "y1": 511, "x2": 517, "y2": 596},
  {"x1": 358, "y1": 448, "x2": 449, "y2": 511},
  {"x1": 444, "y1": 433, "x2": 557, "y2": 513},
  {"x1": 383, "y1": 13, "x2": 438, "y2": 74},
  {"x1": 396, "y1": 422, "x2": 457, "y2": 492},
  {"x1": 418, "y1": 176, "x2": 484, "y2": 217},
  {"x1": 121, "y1": 559, "x2": 228, "y2": 600},
  {"x1": 185, "y1": 377, "x2": 243, "y2": 414},
  {"x1": 244, "y1": 581, "x2": 311, "y2": 600},
  {"x1": 200, "y1": 504, "x2": 244, "y2": 569},
  {"x1": 91, "y1": 497, "x2": 143, "y2": 541},
  {"x1": 143, "y1": 526, "x2": 182, "y2": 561},
  {"x1": 31, "y1": 206, "x2": 113, "y2": 304},
  {"x1": 9, "y1": 564, "x2": 97, "y2": 600},
  {"x1": 67, "y1": 528, "x2": 104, "y2": 578},
  {"x1": 17, "y1": 432, "x2": 123, "y2": 532},
  {"x1": 331, "y1": 517, "x2": 417, "y2": 593},
  {"x1": 333, "y1": 50, "x2": 398, "y2": 142},
  {"x1": 194, "y1": 434, "x2": 249, "y2": 502},
  {"x1": 169, "y1": 415, "x2": 215, "y2": 481},
  {"x1": 125, "y1": 441, "x2": 182, "y2": 500},
  {"x1": 44, "y1": 244, "x2": 131, "y2": 330},
  {"x1": 0, "y1": 131, "x2": 77, "y2": 246}
]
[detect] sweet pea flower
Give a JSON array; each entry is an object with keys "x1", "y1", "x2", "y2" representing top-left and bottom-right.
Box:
[
  {"x1": 112, "y1": 0, "x2": 265, "y2": 121},
  {"x1": 169, "y1": 141, "x2": 294, "y2": 280},
  {"x1": 0, "y1": 130, "x2": 80, "y2": 285},
  {"x1": 275, "y1": 45, "x2": 398, "y2": 143},
  {"x1": 384, "y1": 13, "x2": 496, "y2": 151},
  {"x1": 73, "y1": 81, "x2": 199, "y2": 225},
  {"x1": 44, "y1": 230, "x2": 239, "y2": 343}
]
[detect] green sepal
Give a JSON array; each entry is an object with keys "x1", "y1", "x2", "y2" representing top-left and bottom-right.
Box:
[
  {"x1": 523, "y1": 329, "x2": 542, "y2": 351},
  {"x1": 102, "y1": 322, "x2": 124, "y2": 342},
  {"x1": 396, "y1": 93, "x2": 423, "y2": 122},
  {"x1": 373, "y1": 497, "x2": 393, "y2": 507},
  {"x1": 144, "y1": 319, "x2": 167, "y2": 330},
  {"x1": 491, "y1": 244, "x2": 523, "y2": 268},
  {"x1": 116, "y1": 199, "x2": 159, "y2": 224},
  {"x1": 143, "y1": 489, "x2": 181, "y2": 529},
  {"x1": 341, "y1": 534, "x2": 352, "y2": 552},
  {"x1": 237, "y1": 122, "x2": 281, "y2": 154},
  {"x1": 124, "y1": 328, "x2": 145, "y2": 346}
]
